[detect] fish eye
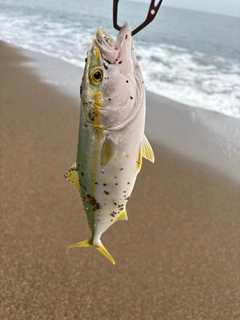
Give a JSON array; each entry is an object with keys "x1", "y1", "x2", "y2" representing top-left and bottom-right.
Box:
[
  {"x1": 94, "y1": 71, "x2": 101, "y2": 80},
  {"x1": 90, "y1": 67, "x2": 103, "y2": 85}
]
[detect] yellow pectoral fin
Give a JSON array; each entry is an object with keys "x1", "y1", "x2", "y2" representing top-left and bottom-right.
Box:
[
  {"x1": 101, "y1": 137, "x2": 115, "y2": 166},
  {"x1": 142, "y1": 135, "x2": 155, "y2": 163},
  {"x1": 65, "y1": 161, "x2": 80, "y2": 192},
  {"x1": 69, "y1": 238, "x2": 115, "y2": 265}
]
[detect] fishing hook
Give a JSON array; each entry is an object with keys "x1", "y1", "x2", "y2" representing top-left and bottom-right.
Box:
[{"x1": 113, "y1": 0, "x2": 163, "y2": 36}]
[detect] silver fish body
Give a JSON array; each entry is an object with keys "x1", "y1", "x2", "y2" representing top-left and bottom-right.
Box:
[{"x1": 66, "y1": 23, "x2": 154, "y2": 264}]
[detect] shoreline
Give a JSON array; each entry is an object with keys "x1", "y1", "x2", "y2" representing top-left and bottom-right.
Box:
[
  {"x1": 1, "y1": 40, "x2": 240, "y2": 319},
  {"x1": 6, "y1": 40, "x2": 239, "y2": 184}
]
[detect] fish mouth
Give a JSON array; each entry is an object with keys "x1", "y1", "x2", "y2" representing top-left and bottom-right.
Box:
[
  {"x1": 95, "y1": 23, "x2": 132, "y2": 64},
  {"x1": 96, "y1": 27, "x2": 115, "y2": 49}
]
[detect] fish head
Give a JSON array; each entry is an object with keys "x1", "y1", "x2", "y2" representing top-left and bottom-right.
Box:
[{"x1": 82, "y1": 23, "x2": 144, "y2": 130}]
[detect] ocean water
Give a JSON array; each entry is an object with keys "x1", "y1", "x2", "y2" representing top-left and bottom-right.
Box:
[{"x1": 0, "y1": 0, "x2": 240, "y2": 118}]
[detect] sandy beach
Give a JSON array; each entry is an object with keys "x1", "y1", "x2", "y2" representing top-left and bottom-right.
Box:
[{"x1": 1, "y1": 40, "x2": 240, "y2": 319}]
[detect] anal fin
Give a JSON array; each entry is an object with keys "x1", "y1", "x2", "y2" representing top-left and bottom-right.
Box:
[{"x1": 116, "y1": 211, "x2": 128, "y2": 221}]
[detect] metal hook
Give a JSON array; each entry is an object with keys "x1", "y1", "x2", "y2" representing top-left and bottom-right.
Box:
[{"x1": 113, "y1": 0, "x2": 163, "y2": 36}]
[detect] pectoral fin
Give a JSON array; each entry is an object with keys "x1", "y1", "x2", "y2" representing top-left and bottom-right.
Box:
[
  {"x1": 65, "y1": 162, "x2": 80, "y2": 192},
  {"x1": 142, "y1": 135, "x2": 155, "y2": 163},
  {"x1": 101, "y1": 137, "x2": 114, "y2": 166}
]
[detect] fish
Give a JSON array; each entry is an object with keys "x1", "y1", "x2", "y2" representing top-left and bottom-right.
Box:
[{"x1": 65, "y1": 23, "x2": 154, "y2": 265}]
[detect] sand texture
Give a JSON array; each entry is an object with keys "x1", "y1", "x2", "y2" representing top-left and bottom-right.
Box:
[{"x1": 0, "y1": 41, "x2": 240, "y2": 319}]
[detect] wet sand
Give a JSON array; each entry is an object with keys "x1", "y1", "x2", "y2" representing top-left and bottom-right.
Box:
[{"x1": 1, "y1": 41, "x2": 240, "y2": 319}]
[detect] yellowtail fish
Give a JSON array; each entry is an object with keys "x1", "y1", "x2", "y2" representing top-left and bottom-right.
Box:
[{"x1": 65, "y1": 23, "x2": 154, "y2": 264}]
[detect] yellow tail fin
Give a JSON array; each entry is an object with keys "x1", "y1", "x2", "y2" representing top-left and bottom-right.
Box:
[{"x1": 68, "y1": 239, "x2": 115, "y2": 265}]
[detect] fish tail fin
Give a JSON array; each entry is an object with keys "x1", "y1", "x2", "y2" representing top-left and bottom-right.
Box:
[
  {"x1": 68, "y1": 239, "x2": 115, "y2": 265},
  {"x1": 95, "y1": 241, "x2": 115, "y2": 265},
  {"x1": 69, "y1": 238, "x2": 92, "y2": 248}
]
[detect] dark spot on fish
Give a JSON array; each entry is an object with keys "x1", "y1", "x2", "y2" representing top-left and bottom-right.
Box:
[
  {"x1": 130, "y1": 96, "x2": 133, "y2": 99},
  {"x1": 125, "y1": 35, "x2": 128, "y2": 39},
  {"x1": 103, "y1": 62, "x2": 108, "y2": 70},
  {"x1": 80, "y1": 181, "x2": 87, "y2": 190},
  {"x1": 119, "y1": 61, "x2": 122, "y2": 64},
  {"x1": 126, "y1": 80, "x2": 129, "y2": 83},
  {"x1": 81, "y1": 172, "x2": 84, "y2": 176},
  {"x1": 115, "y1": 183, "x2": 118, "y2": 186},
  {"x1": 103, "y1": 183, "x2": 107, "y2": 186},
  {"x1": 88, "y1": 110, "x2": 98, "y2": 122},
  {"x1": 94, "y1": 182, "x2": 98, "y2": 185},
  {"x1": 127, "y1": 182, "x2": 130, "y2": 184},
  {"x1": 85, "y1": 58, "x2": 87, "y2": 62},
  {"x1": 114, "y1": 202, "x2": 117, "y2": 205},
  {"x1": 110, "y1": 212, "x2": 117, "y2": 217},
  {"x1": 85, "y1": 122, "x2": 88, "y2": 127},
  {"x1": 120, "y1": 168, "x2": 123, "y2": 171},
  {"x1": 126, "y1": 197, "x2": 130, "y2": 200},
  {"x1": 104, "y1": 190, "x2": 109, "y2": 195},
  {"x1": 108, "y1": 98, "x2": 111, "y2": 101},
  {"x1": 115, "y1": 59, "x2": 118, "y2": 61},
  {"x1": 101, "y1": 170, "x2": 104, "y2": 174},
  {"x1": 85, "y1": 194, "x2": 101, "y2": 211},
  {"x1": 115, "y1": 177, "x2": 117, "y2": 179}
]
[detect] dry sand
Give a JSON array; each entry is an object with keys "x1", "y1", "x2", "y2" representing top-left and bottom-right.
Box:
[{"x1": 0, "y1": 41, "x2": 240, "y2": 319}]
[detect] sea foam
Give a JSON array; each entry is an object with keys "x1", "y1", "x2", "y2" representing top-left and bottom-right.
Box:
[{"x1": 0, "y1": 5, "x2": 239, "y2": 118}]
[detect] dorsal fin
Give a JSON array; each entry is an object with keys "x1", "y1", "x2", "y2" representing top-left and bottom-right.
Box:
[
  {"x1": 142, "y1": 135, "x2": 155, "y2": 163},
  {"x1": 65, "y1": 162, "x2": 80, "y2": 192}
]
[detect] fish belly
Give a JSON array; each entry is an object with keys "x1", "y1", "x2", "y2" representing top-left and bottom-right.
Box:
[{"x1": 77, "y1": 109, "x2": 144, "y2": 242}]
